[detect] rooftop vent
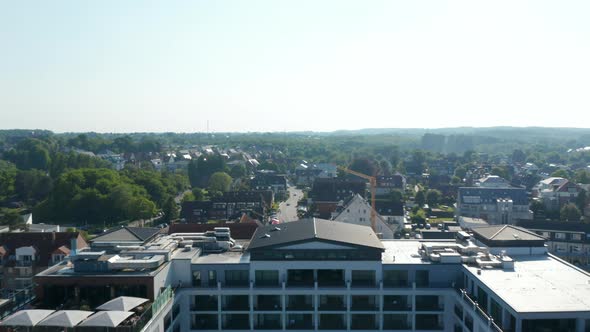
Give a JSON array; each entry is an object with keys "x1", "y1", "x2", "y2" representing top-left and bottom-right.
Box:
[
  {"x1": 260, "y1": 234, "x2": 271, "y2": 239},
  {"x1": 271, "y1": 227, "x2": 281, "y2": 232}
]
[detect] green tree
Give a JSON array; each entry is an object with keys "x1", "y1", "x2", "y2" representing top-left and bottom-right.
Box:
[
  {"x1": 415, "y1": 190, "x2": 426, "y2": 207},
  {"x1": 426, "y1": 189, "x2": 442, "y2": 206},
  {"x1": 576, "y1": 189, "x2": 587, "y2": 212},
  {"x1": 560, "y1": 203, "x2": 582, "y2": 221},
  {"x1": 349, "y1": 157, "x2": 379, "y2": 177},
  {"x1": 230, "y1": 164, "x2": 247, "y2": 178},
  {"x1": 551, "y1": 169, "x2": 569, "y2": 179},
  {"x1": 512, "y1": 149, "x2": 527, "y2": 163},
  {"x1": 454, "y1": 165, "x2": 468, "y2": 179},
  {"x1": 162, "y1": 197, "x2": 179, "y2": 222},
  {"x1": 208, "y1": 172, "x2": 232, "y2": 193},
  {"x1": 0, "y1": 209, "x2": 22, "y2": 229},
  {"x1": 574, "y1": 169, "x2": 590, "y2": 184},
  {"x1": 491, "y1": 166, "x2": 511, "y2": 181}
]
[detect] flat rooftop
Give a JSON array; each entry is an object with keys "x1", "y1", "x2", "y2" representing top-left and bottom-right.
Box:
[
  {"x1": 191, "y1": 251, "x2": 250, "y2": 264},
  {"x1": 464, "y1": 255, "x2": 590, "y2": 313},
  {"x1": 382, "y1": 240, "x2": 453, "y2": 264}
]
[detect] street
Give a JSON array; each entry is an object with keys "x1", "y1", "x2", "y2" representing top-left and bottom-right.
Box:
[{"x1": 277, "y1": 186, "x2": 303, "y2": 223}]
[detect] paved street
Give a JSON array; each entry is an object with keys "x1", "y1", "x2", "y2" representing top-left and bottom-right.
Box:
[{"x1": 277, "y1": 186, "x2": 303, "y2": 222}]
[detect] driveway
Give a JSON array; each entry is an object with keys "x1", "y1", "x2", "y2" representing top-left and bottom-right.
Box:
[{"x1": 277, "y1": 186, "x2": 303, "y2": 222}]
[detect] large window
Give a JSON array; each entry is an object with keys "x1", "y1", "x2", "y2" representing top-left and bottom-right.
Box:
[
  {"x1": 255, "y1": 270, "x2": 279, "y2": 287},
  {"x1": 351, "y1": 270, "x2": 375, "y2": 287},
  {"x1": 208, "y1": 270, "x2": 217, "y2": 287},
  {"x1": 415, "y1": 270, "x2": 430, "y2": 287},
  {"x1": 192, "y1": 271, "x2": 201, "y2": 287},
  {"x1": 225, "y1": 270, "x2": 249, "y2": 287},
  {"x1": 383, "y1": 270, "x2": 409, "y2": 287},
  {"x1": 287, "y1": 269, "x2": 314, "y2": 287}
]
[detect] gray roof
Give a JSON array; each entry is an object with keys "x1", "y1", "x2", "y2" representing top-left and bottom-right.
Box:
[
  {"x1": 92, "y1": 227, "x2": 160, "y2": 243},
  {"x1": 458, "y1": 187, "x2": 529, "y2": 205},
  {"x1": 247, "y1": 218, "x2": 384, "y2": 251},
  {"x1": 472, "y1": 225, "x2": 545, "y2": 242}
]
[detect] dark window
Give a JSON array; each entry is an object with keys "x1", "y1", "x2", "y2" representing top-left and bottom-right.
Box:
[
  {"x1": 383, "y1": 270, "x2": 409, "y2": 287},
  {"x1": 192, "y1": 271, "x2": 201, "y2": 287},
  {"x1": 255, "y1": 270, "x2": 279, "y2": 287},
  {"x1": 208, "y1": 270, "x2": 217, "y2": 287},
  {"x1": 225, "y1": 270, "x2": 249, "y2": 287},
  {"x1": 351, "y1": 270, "x2": 375, "y2": 287},
  {"x1": 415, "y1": 270, "x2": 430, "y2": 287}
]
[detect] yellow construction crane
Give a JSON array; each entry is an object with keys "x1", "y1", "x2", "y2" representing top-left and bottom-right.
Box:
[{"x1": 338, "y1": 166, "x2": 377, "y2": 232}]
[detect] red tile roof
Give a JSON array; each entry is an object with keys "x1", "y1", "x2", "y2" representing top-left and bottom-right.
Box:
[{"x1": 0, "y1": 232, "x2": 87, "y2": 266}]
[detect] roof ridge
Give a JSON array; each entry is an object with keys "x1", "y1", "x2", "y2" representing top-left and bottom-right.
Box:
[
  {"x1": 490, "y1": 225, "x2": 508, "y2": 240},
  {"x1": 122, "y1": 227, "x2": 144, "y2": 241}
]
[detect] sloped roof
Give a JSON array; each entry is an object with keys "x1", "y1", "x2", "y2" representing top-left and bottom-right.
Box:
[
  {"x1": 458, "y1": 187, "x2": 529, "y2": 205},
  {"x1": 247, "y1": 218, "x2": 384, "y2": 251},
  {"x1": 92, "y1": 227, "x2": 161, "y2": 243},
  {"x1": 472, "y1": 225, "x2": 545, "y2": 246},
  {"x1": 0, "y1": 232, "x2": 86, "y2": 266}
]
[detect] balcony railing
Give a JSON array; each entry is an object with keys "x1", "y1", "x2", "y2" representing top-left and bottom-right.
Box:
[
  {"x1": 0, "y1": 284, "x2": 36, "y2": 320},
  {"x1": 456, "y1": 288, "x2": 504, "y2": 332}
]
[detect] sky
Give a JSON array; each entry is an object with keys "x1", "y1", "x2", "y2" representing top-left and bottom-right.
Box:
[{"x1": 1, "y1": 0, "x2": 590, "y2": 133}]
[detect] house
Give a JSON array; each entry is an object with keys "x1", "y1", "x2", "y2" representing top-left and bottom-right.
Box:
[
  {"x1": 295, "y1": 163, "x2": 337, "y2": 187},
  {"x1": 475, "y1": 175, "x2": 511, "y2": 188},
  {"x1": 250, "y1": 171, "x2": 288, "y2": 196},
  {"x1": 532, "y1": 177, "x2": 582, "y2": 211},
  {"x1": 456, "y1": 186, "x2": 533, "y2": 225},
  {"x1": 0, "y1": 232, "x2": 88, "y2": 292},
  {"x1": 309, "y1": 178, "x2": 366, "y2": 219},
  {"x1": 374, "y1": 200, "x2": 405, "y2": 227},
  {"x1": 181, "y1": 191, "x2": 273, "y2": 223},
  {"x1": 332, "y1": 194, "x2": 396, "y2": 239},
  {"x1": 375, "y1": 174, "x2": 406, "y2": 195}
]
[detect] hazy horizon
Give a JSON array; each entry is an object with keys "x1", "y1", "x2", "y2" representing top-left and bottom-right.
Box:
[{"x1": 2, "y1": 1, "x2": 590, "y2": 132}]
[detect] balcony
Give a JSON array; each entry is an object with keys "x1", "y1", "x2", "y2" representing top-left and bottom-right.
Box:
[
  {"x1": 255, "y1": 295, "x2": 282, "y2": 311},
  {"x1": 351, "y1": 295, "x2": 377, "y2": 311},
  {"x1": 287, "y1": 295, "x2": 314, "y2": 311},
  {"x1": 317, "y1": 269, "x2": 345, "y2": 288},
  {"x1": 319, "y1": 314, "x2": 347, "y2": 330},
  {"x1": 456, "y1": 289, "x2": 505, "y2": 332},
  {"x1": 415, "y1": 314, "x2": 444, "y2": 330},
  {"x1": 383, "y1": 295, "x2": 411, "y2": 311},
  {"x1": 351, "y1": 314, "x2": 378, "y2": 330},
  {"x1": 415, "y1": 296, "x2": 443, "y2": 311},
  {"x1": 383, "y1": 314, "x2": 411, "y2": 330},
  {"x1": 286, "y1": 314, "x2": 314, "y2": 330},
  {"x1": 255, "y1": 314, "x2": 282, "y2": 330},
  {"x1": 287, "y1": 269, "x2": 314, "y2": 288},
  {"x1": 319, "y1": 295, "x2": 346, "y2": 311},
  {"x1": 222, "y1": 295, "x2": 250, "y2": 311},
  {"x1": 192, "y1": 314, "x2": 218, "y2": 330},
  {"x1": 192, "y1": 295, "x2": 218, "y2": 311},
  {"x1": 222, "y1": 314, "x2": 250, "y2": 330}
]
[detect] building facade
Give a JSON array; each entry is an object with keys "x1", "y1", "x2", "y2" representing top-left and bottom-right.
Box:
[{"x1": 456, "y1": 187, "x2": 533, "y2": 225}]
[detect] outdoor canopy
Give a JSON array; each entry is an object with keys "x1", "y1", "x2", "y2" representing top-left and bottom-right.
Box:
[
  {"x1": 0, "y1": 310, "x2": 55, "y2": 326},
  {"x1": 37, "y1": 310, "x2": 94, "y2": 327},
  {"x1": 77, "y1": 311, "x2": 134, "y2": 327},
  {"x1": 96, "y1": 296, "x2": 149, "y2": 312}
]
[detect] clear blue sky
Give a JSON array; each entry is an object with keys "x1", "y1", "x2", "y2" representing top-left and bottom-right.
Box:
[{"x1": 1, "y1": 1, "x2": 589, "y2": 133}]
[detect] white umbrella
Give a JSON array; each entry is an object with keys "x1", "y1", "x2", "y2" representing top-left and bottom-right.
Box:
[
  {"x1": 0, "y1": 310, "x2": 54, "y2": 326},
  {"x1": 97, "y1": 296, "x2": 148, "y2": 312},
  {"x1": 78, "y1": 311, "x2": 134, "y2": 327},
  {"x1": 37, "y1": 310, "x2": 94, "y2": 327}
]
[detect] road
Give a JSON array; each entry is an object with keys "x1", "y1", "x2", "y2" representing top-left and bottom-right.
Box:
[{"x1": 277, "y1": 186, "x2": 303, "y2": 223}]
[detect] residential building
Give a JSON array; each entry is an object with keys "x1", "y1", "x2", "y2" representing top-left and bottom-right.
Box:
[
  {"x1": 0, "y1": 232, "x2": 87, "y2": 292},
  {"x1": 456, "y1": 186, "x2": 533, "y2": 225},
  {"x1": 250, "y1": 171, "x2": 288, "y2": 196},
  {"x1": 309, "y1": 178, "x2": 366, "y2": 219},
  {"x1": 181, "y1": 191, "x2": 273, "y2": 223},
  {"x1": 3, "y1": 219, "x2": 589, "y2": 331},
  {"x1": 375, "y1": 174, "x2": 406, "y2": 195},
  {"x1": 475, "y1": 175, "x2": 511, "y2": 188},
  {"x1": 332, "y1": 194, "x2": 396, "y2": 238},
  {"x1": 295, "y1": 163, "x2": 337, "y2": 187},
  {"x1": 532, "y1": 177, "x2": 582, "y2": 212},
  {"x1": 518, "y1": 220, "x2": 590, "y2": 267},
  {"x1": 375, "y1": 200, "x2": 405, "y2": 227}
]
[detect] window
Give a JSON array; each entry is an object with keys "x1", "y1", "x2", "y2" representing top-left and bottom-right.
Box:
[
  {"x1": 225, "y1": 270, "x2": 249, "y2": 287},
  {"x1": 383, "y1": 270, "x2": 409, "y2": 287},
  {"x1": 192, "y1": 271, "x2": 202, "y2": 287},
  {"x1": 415, "y1": 270, "x2": 429, "y2": 287},
  {"x1": 572, "y1": 234, "x2": 582, "y2": 241},
  {"x1": 255, "y1": 270, "x2": 279, "y2": 287},
  {"x1": 208, "y1": 271, "x2": 217, "y2": 287},
  {"x1": 555, "y1": 233, "x2": 566, "y2": 240}
]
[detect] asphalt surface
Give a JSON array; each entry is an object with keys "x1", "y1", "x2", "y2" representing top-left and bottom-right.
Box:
[{"x1": 277, "y1": 186, "x2": 303, "y2": 222}]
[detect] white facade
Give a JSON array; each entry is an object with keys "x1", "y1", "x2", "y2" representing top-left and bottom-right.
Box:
[{"x1": 333, "y1": 195, "x2": 396, "y2": 239}]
